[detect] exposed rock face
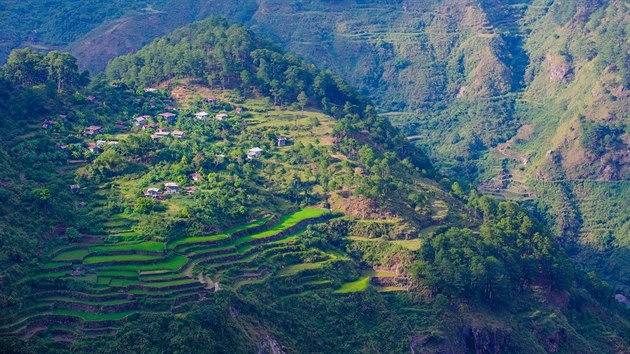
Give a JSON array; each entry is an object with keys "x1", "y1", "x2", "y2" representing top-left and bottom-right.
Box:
[
  {"x1": 547, "y1": 54, "x2": 573, "y2": 83},
  {"x1": 257, "y1": 335, "x2": 285, "y2": 354},
  {"x1": 462, "y1": 326, "x2": 510, "y2": 354}
]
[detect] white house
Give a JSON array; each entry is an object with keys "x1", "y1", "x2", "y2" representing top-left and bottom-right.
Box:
[
  {"x1": 215, "y1": 113, "x2": 228, "y2": 121},
  {"x1": 145, "y1": 188, "x2": 161, "y2": 198},
  {"x1": 134, "y1": 117, "x2": 146, "y2": 126},
  {"x1": 247, "y1": 147, "x2": 263, "y2": 160},
  {"x1": 195, "y1": 111, "x2": 209, "y2": 120},
  {"x1": 164, "y1": 182, "x2": 179, "y2": 194}
]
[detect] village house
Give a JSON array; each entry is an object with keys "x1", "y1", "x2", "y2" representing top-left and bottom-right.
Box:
[
  {"x1": 206, "y1": 96, "x2": 217, "y2": 103},
  {"x1": 78, "y1": 201, "x2": 88, "y2": 209},
  {"x1": 190, "y1": 172, "x2": 203, "y2": 181},
  {"x1": 70, "y1": 185, "x2": 80, "y2": 193},
  {"x1": 172, "y1": 130, "x2": 185, "y2": 138},
  {"x1": 164, "y1": 182, "x2": 179, "y2": 194},
  {"x1": 159, "y1": 112, "x2": 177, "y2": 124},
  {"x1": 235, "y1": 107, "x2": 243, "y2": 114},
  {"x1": 195, "y1": 111, "x2": 209, "y2": 120},
  {"x1": 247, "y1": 147, "x2": 264, "y2": 160},
  {"x1": 143, "y1": 123, "x2": 158, "y2": 130},
  {"x1": 42, "y1": 120, "x2": 57, "y2": 129},
  {"x1": 86, "y1": 95, "x2": 96, "y2": 102},
  {"x1": 276, "y1": 136, "x2": 290, "y2": 146},
  {"x1": 145, "y1": 188, "x2": 161, "y2": 198},
  {"x1": 134, "y1": 117, "x2": 146, "y2": 126},
  {"x1": 165, "y1": 105, "x2": 177, "y2": 111},
  {"x1": 87, "y1": 142, "x2": 102, "y2": 154},
  {"x1": 215, "y1": 113, "x2": 228, "y2": 121},
  {"x1": 184, "y1": 186, "x2": 197, "y2": 195},
  {"x1": 83, "y1": 125, "x2": 102, "y2": 137}
]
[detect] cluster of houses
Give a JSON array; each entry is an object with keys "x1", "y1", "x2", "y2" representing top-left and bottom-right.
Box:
[
  {"x1": 145, "y1": 172, "x2": 206, "y2": 198},
  {"x1": 195, "y1": 111, "x2": 233, "y2": 121}
]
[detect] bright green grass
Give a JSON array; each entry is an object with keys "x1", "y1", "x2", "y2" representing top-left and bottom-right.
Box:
[
  {"x1": 334, "y1": 270, "x2": 377, "y2": 294},
  {"x1": 101, "y1": 255, "x2": 188, "y2": 272},
  {"x1": 278, "y1": 261, "x2": 327, "y2": 276},
  {"x1": 97, "y1": 277, "x2": 111, "y2": 285},
  {"x1": 83, "y1": 254, "x2": 162, "y2": 265},
  {"x1": 187, "y1": 244, "x2": 235, "y2": 256},
  {"x1": 168, "y1": 234, "x2": 229, "y2": 249},
  {"x1": 334, "y1": 275, "x2": 371, "y2": 294},
  {"x1": 53, "y1": 249, "x2": 89, "y2": 261},
  {"x1": 51, "y1": 309, "x2": 139, "y2": 321},
  {"x1": 168, "y1": 216, "x2": 273, "y2": 249},
  {"x1": 90, "y1": 241, "x2": 164, "y2": 253},
  {"x1": 28, "y1": 270, "x2": 68, "y2": 280},
  {"x1": 41, "y1": 262, "x2": 71, "y2": 269},
  {"x1": 234, "y1": 209, "x2": 328, "y2": 245}
]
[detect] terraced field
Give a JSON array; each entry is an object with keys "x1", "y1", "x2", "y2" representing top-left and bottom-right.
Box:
[{"x1": 0, "y1": 208, "x2": 332, "y2": 340}]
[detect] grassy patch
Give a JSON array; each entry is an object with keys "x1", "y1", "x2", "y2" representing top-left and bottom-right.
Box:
[
  {"x1": 53, "y1": 249, "x2": 90, "y2": 262},
  {"x1": 90, "y1": 241, "x2": 164, "y2": 253},
  {"x1": 41, "y1": 262, "x2": 71, "y2": 269},
  {"x1": 334, "y1": 275, "x2": 371, "y2": 294},
  {"x1": 168, "y1": 234, "x2": 229, "y2": 249},
  {"x1": 278, "y1": 261, "x2": 326, "y2": 276},
  {"x1": 101, "y1": 255, "x2": 188, "y2": 272},
  {"x1": 84, "y1": 254, "x2": 163, "y2": 265},
  {"x1": 391, "y1": 239, "x2": 422, "y2": 251},
  {"x1": 51, "y1": 309, "x2": 139, "y2": 321},
  {"x1": 235, "y1": 209, "x2": 327, "y2": 245}
]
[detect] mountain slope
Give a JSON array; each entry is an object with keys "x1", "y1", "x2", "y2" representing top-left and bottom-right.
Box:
[{"x1": 0, "y1": 19, "x2": 628, "y2": 353}]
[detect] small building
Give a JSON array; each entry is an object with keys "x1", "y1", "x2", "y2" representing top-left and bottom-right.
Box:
[
  {"x1": 215, "y1": 113, "x2": 228, "y2": 121},
  {"x1": 195, "y1": 111, "x2": 209, "y2": 120},
  {"x1": 206, "y1": 96, "x2": 217, "y2": 103},
  {"x1": 155, "y1": 130, "x2": 171, "y2": 138},
  {"x1": 134, "y1": 117, "x2": 146, "y2": 126},
  {"x1": 86, "y1": 95, "x2": 96, "y2": 102},
  {"x1": 87, "y1": 142, "x2": 103, "y2": 154},
  {"x1": 184, "y1": 186, "x2": 197, "y2": 195},
  {"x1": 143, "y1": 123, "x2": 158, "y2": 130},
  {"x1": 247, "y1": 147, "x2": 264, "y2": 160},
  {"x1": 78, "y1": 201, "x2": 88, "y2": 208},
  {"x1": 145, "y1": 188, "x2": 161, "y2": 198},
  {"x1": 83, "y1": 125, "x2": 102, "y2": 137},
  {"x1": 42, "y1": 120, "x2": 57, "y2": 129},
  {"x1": 235, "y1": 107, "x2": 243, "y2": 114},
  {"x1": 172, "y1": 130, "x2": 185, "y2": 139},
  {"x1": 164, "y1": 182, "x2": 179, "y2": 194},
  {"x1": 165, "y1": 105, "x2": 177, "y2": 111},
  {"x1": 159, "y1": 112, "x2": 177, "y2": 124},
  {"x1": 276, "y1": 136, "x2": 290, "y2": 146},
  {"x1": 70, "y1": 185, "x2": 80, "y2": 193},
  {"x1": 190, "y1": 172, "x2": 203, "y2": 181}
]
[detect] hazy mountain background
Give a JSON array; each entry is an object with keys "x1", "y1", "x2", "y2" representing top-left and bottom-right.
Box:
[{"x1": 1, "y1": 0, "x2": 628, "y2": 294}]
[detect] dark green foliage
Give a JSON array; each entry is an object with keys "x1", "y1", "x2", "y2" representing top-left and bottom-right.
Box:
[{"x1": 412, "y1": 201, "x2": 574, "y2": 304}]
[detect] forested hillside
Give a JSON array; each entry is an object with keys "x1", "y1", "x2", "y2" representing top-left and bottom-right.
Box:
[{"x1": 0, "y1": 19, "x2": 627, "y2": 353}]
